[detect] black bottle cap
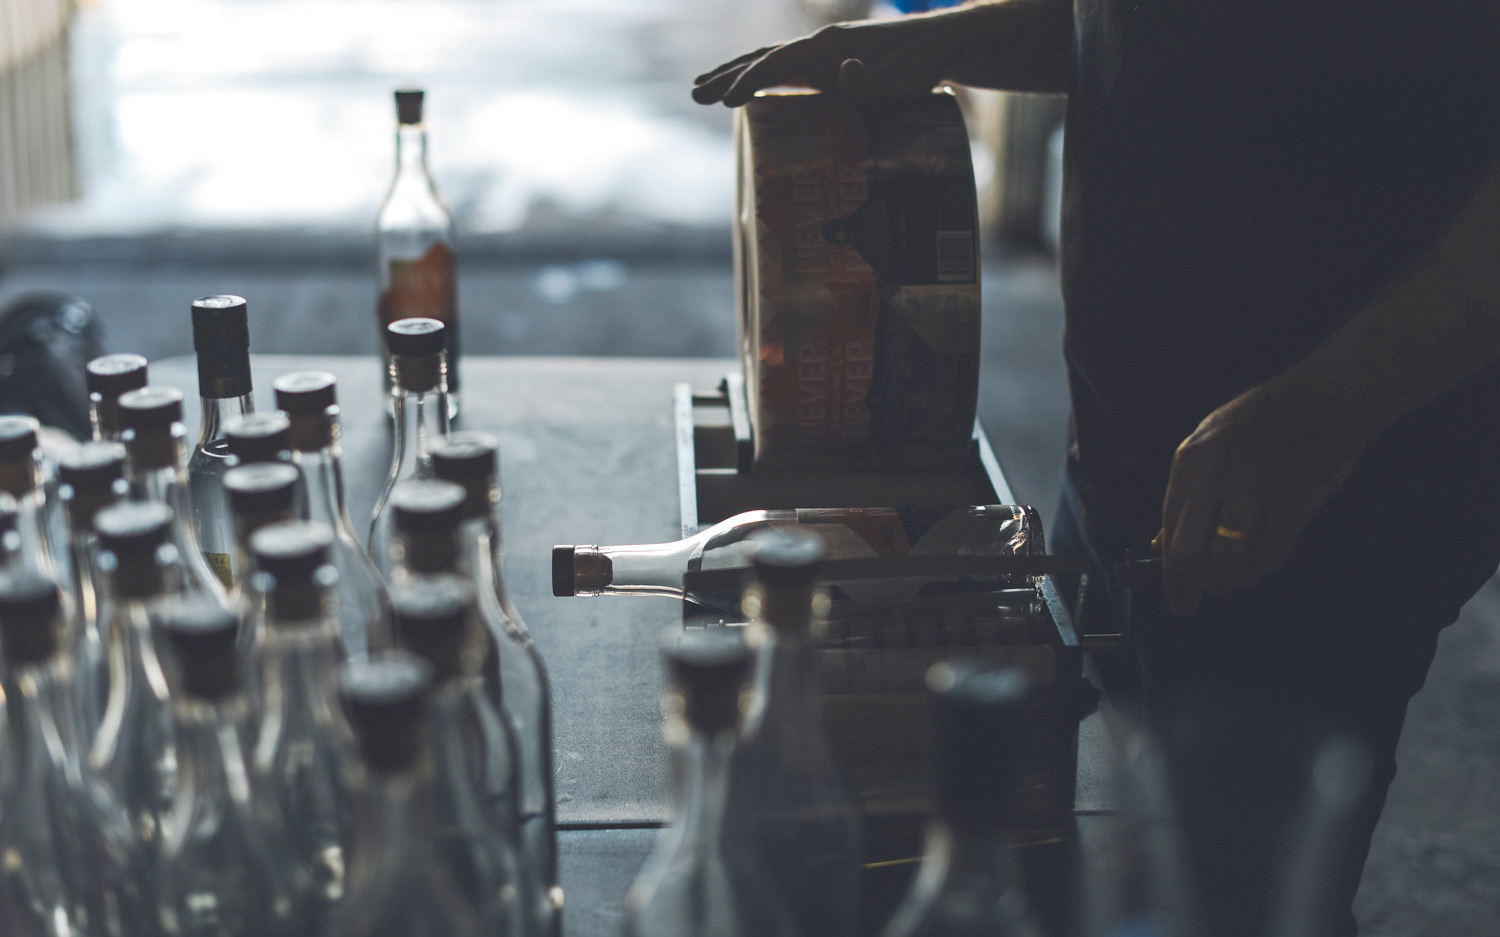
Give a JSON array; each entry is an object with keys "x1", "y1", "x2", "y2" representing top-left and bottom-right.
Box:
[
  {"x1": 162, "y1": 603, "x2": 242, "y2": 700},
  {"x1": 192, "y1": 295, "x2": 253, "y2": 399},
  {"x1": 341, "y1": 651, "x2": 433, "y2": 773},
  {"x1": 551, "y1": 546, "x2": 576, "y2": 597},
  {"x1": 750, "y1": 528, "x2": 826, "y2": 588},
  {"x1": 57, "y1": 441, "x2": 126, "y2": 492},
  {"x1": 224, "y1": 463, "x2": 300, "y2": 517},
  {"x1": 395, "y1": 88, "x2": 425, "y2": 125},
  {"x1": 95, "y1": 500, "x2": 174, "y2": 558},
  {"x1": 119, "y1": 386, "x2": 184, "y2": 431},
  {"x1": 663, "y1": 629, "x2": 753, "y2": 733},
  {"x1": 225, "y1": 412, "x2": 291, "y2": 465},
  {"x1": 273, "y1": 370, "x2": 338, "y2": 415},
  {"x1": 431, "y1": 431, "x2": 497, "y2": 481},
  {"x1": 390, "y1": 479, "x2": 465, "y2": 534},
  {"x1": 391, "y1": 574, "x2": 476, "y2": 681},
  {"x1": 385, "y1": 318, "x2": 445, "y2": 357},
  {"x1": 86, "y1": 353, "x2": 149, "y2": 398},
  {"x1": 928, "y1": 661, "x2": 1030, "y2": 823},
  {"x1": 0, "y1": 572, "x2": 61, "y2": 665},
  {"x1": 250, "y1": 520, "x2": 334, "y2": 583},
  {"x1": 0, "y1": 416, "x2": 39, "y2": 461}
]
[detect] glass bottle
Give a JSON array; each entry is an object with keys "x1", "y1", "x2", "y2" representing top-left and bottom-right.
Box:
[
  {"x1": 224, "y1": 462, "x2": 301, "y2": 616},
  {"x1": 225, "y1": 411, "x2": 293, "y2": 467},
  {"x1": 86, "y1": 352, "x2": 149, "y2": 442},
  {"x1": 156, "y1": 602, "x2": 314, "y2": 937},
  {"x1": 881, "y1": 663, "x2": 1045, "y2": 937},
  {"x1": 89, "y1": 499, "x2": 181, "y2": 854},
  {"x1": 625, "y1": 630, "x2": 796, "y2": 937},
  {"x1": 328, "y1": 651, "x2": 485, "y2": 937},
  {"x1": 432, "y1": 430, "x2": 561, "y2": 931},
  {"x1": 368, "y1": 317, "x2": 451, "y2": 579},
  {"x1": 185, "y1": 295, "x2": 257, "y2": 593},
  {"x1": 729, "y1": 529, "x2": 863, "y2": 937},
  {"x1": 275, "y1": 370, "x2": 391, "y2": 656},
  {"x1": 249, "y1": 518, "x2": 351, "y2": 924},
  {"x1": 56, "y1": 440, "x2": 129, "y2": 739},
  {"x1": 390, "y1": 574, "x2": 528, "y2": 935},
  {"x1": 0, "y1": 492, "x2": 20, "y2": 569},
  {"x1": 0, "y1": 571, "x2": 155, "y2": 937},
  {"x1": 377, "y1": 88, "x2": 460, "y2": 419},
  {"x1": 553, "y1": 504, "x2": 1035, "y2": 618},
  {"x1": 120, "y1": 385, "x2": 231, "y2": 605},
  {"x1": 0, "y1": 415, "x2": 61, "y2": 579}
]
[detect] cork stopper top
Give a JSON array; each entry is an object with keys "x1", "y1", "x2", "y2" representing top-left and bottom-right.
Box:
[
  {"x1": 341, "y1": 651, "x2": 433, "y2": 773},
  {"x1": 225, "y1": 412, "x2": 292, "y2": 465},
  {"x1": 663, "y1": 629, "x2": 753, "y2": 733},
  {"x1": 395, "y1": 89, "x2": 425, "y2": 125},
  {"x1": 162, "y1": 603, "x2": 242, "y2": 700},
  {"x1": 0, "y1": 415, "x2": 39, "y2": 462},
  {"x1": 86, "y1": 353, "x2": 149, "y2": 397},
  {"x1": 0, "y1": 571, "x2": 61, "y2": 665}
]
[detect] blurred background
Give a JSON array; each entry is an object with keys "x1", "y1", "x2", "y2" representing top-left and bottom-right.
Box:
[{"x1": 0, "y1": 2, "x2": 1495, "y2": 930}]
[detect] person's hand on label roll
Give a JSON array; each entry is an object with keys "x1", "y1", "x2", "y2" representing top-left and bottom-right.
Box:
[{"x1": 1159, "y1": 377, "x2": 1383, "y2": 616}]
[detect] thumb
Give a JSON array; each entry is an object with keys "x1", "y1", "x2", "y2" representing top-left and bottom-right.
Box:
[{"x1": 837, "y1": 58, "x2": 875, "y2": 99}]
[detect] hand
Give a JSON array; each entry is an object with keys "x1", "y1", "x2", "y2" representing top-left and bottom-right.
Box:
[
  {"x1": 692, "y1": 15, "x2": 961, "y2": 107},
  {"x1": 1159, "y1": 378, "x2": 1381, "y2": 615}
]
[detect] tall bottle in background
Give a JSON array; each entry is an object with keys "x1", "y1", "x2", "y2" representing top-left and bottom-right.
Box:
[
  {"x1": 85, "y1": 353, "x2": 148, "y2": 442},
  {"x1": 881, "y1": 663, "x2": 1044, "y2": 937},
  {"x1": 186, "y1": 295, "x2": 257, "y2": 592},
  {"x1": 369, "y1": 318, "x2": 451, "y2": 576},
  {"x1": 377, "y1": 88, "x2": 460, "y2": 419},
  {"x1": 432, "y1": 430, "x2": 561, "y2": 931},
  {"x1": 276, "y1": 370, "x2": 391, "y2": 656},
  {"x1": 728, "y1": 529, "x2": 862, "y2": 937},
  {"x1": 120, "y1": 386, "x2": 230, "y2": 605},
  {"x1": 0, "y1": 416, "x2": 59, "y2": 578}
]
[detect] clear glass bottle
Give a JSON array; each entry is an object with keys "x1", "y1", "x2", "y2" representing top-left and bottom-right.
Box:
[
  {"x1": 881, "y1": 663, "x2": 1044, "y2": 937},
  {"x1": 433, "y1": 430, "x2": 561, "y2": 931},
  {"x1": 368, "y1": 317, "x2": 451, "y2": 579},
  {"x1": 55, "y1": 440, "x2": 129, "y2": 739},
  {"x1": 729, "y1": 529, "x2": 863, "y2": 937},
  {"x1": 553, "y1": 504, "x2": 1035, "y2": 618},
  {"x1": 0, "y1": 415, "x2": 61, "y2": 580},
  {"x1": 249, "y1": 518, "x2": 351, "y2": 925},
  {"x1": 377, "y1": 88, "x2": 460, "y2": 419},
  {"x1": 625, "y1": 630, "x2": 797, "y2": 937},
  {"x1": 86, "y1": 352, "x2": 149, "y2": 442},
  {"x1": 390, "y1": 574, "x2": 528, "y2": 935},
  {"x1": 225, "y1": 411, "x2": 293, "y2": 467},
  {"x1": 156, "y1": 602, "x2": 315, "y2": 937},
  {"x1": 186, "y1": 295, "x2": 257, "y2": 594},
  {"x1": 0, "y1": 571, "x2": 155, "y2": 937},
  {"x1": 329, "y1": 651, "x2": 486, "y2": 937},
  {"x1": 276, "y1": 370, "x2": 391, "y2": 656},
  {"x1": 89, "y1": 499, "x2": 181, "y2": 854},
  {"x1": 224, "y1": 462, "x2": 301, "y2": 613},
  {"x1": 120, "y1": 385, "x2": 231, "y2": 605}
]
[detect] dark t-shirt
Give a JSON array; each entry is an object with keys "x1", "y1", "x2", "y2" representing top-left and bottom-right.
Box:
[{"x1": 1061, "y1": 0, "x2": 1500, "y2": 606}]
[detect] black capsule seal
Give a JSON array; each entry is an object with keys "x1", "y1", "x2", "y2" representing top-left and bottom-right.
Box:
[
  {"x1": 119, "y1": 387, "x2": 184, "y2": 431},
  {"x1": 86, "y1": 353, "x2": 149, "y2": 397},
  {"x1": 663, "y1": 629, "x2": 753, "y2": 733},
  {"x1": 395, "y1": 88, "x2": 425, "y2": 125},
  {"x1": 250, "y1": 520, "x2": 334, "y2": 583},
  {"x1": 551, "y1": 546, "x2": 576, "y2": 597},
  {"x1": 431, "y1": 431, "x2": 497, "y2": 481},
  {"x1": 224, "y1": 463, "x2": 300, "y2": 517},
  {"x1": 192, "y1": 295, "x2": 253, "y2": 399},
  {"x1": 391, "y1": 574, "x2": 476, "y2": 682},
  {"x1": 95, "y1": 501, "x2": 174, "y2": 558},
  {"x1": 750, "y1": 528, "x2": 825, "y2": 588},
  {"x1": 386, "y1": 319, "x2": 446, "y2": 393},
  {"x1": 0, "y1": 571, "x2": 61, "y2": 665},
  {"x1": 391, "y1": 479, "x2": 465, "y2": 534},
  {"x1": 0, "y1": 416, "x2": 39, "y2": 461},
  {"x1": 273, "y1": 371, "x2": 338, "y2": 415},
  {"x1": 57, "y1": 441, "x2": 126, "y2": 491},
  {"x1": 162, "y1": 603, "x2": 242, "y2": 699},
  {"x1": 928, "y1": 662, "x2": 1030, "y2": 825},
  {"x1": 225, "y1": 412, "x2": 291, "y2": 465},
  {"x1": 341, "y1": 651, "x2": 433, "y2": 773}
]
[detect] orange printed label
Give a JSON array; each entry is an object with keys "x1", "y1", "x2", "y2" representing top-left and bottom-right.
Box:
[{"x1": 379, "y1": 241, "x2": 457, "y2": 326}]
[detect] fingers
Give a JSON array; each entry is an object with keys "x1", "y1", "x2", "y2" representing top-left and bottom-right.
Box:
[
  {"x1": 838, "y1": 58, "x2": 872, "y2": 98},
  {"x1": 722, "y1": 40, "x2": 826, "y2": 107},
  {"x1": 695, "y1": 46, "x2": 775, "y2": 85},
  {"x1": 1163, "y1": 478, "x2": 1221, "y2": 616},
  {"x1": 1202, "y1": 490, "x2": 1261, "y2": 597},
  {"x1": 692, "y1": 46, "x2": 777, "y2": 104}
]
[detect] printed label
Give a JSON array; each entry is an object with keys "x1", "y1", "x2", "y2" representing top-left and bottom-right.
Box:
[{"x1": 204, "y1": 552, "x2": 233, "y2": 590}]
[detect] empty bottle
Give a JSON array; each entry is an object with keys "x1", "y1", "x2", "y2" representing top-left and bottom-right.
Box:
[
  {"x1": 369, "y1": 318, "x2": 452, "y2": 576},
  {"x1": 431, "y1": 430, "x2": 561, "y2": 932},
  {"x1": 120, "y1": 386, "x2": 230, "y2": 605},
  {"x1": 0, "y1": 415, "x2": 60, "y2": 579},
  {"x1": 56, "y1": 440, "x2": 129, "y2": 737},
  {"x1": 377, "y1": 88, "x2": 460, "y2": 418},
  {"x1": 328, "y1": 651, "x2": 485, "y2": 937},
  {"x1": 224, "y1": 462, "x2": 301, "y2": 615},
  {"x1": 553, "y1": 504, "x2": 1034, "y2": 618},
  {"x1": 881, "y1": 663, "x2": 1044, "y2": 937},
  {"x1": 729, "y1": 529, "x2": 862, "y2": 937},
  {"x1": 156, "y1": 602, "x2": 313, "y2": 937},
  {"x1": 186, "y1": 295, "x2": 257, "y2": 593},
  {"x1": 624, "y1": 630, "x2": 796, "y2": 937},
  {"x1": 90, "y1": 500, "x2": 181, "y2": 853},
  {"x1": 249, "y1": 519, "x2": 351, "y2": 919},
  {"x1": 225, "y1": 411, "x2": 294, "y2": 467},
  {"x1": 86, "y1": 352, "x2": 150, "y2": 442},
  {"x1": 275, "y1": 370, "x2": 390, "y2": 656},
  {"x1": 0, "y1": 571, "x2": 155, "y2": 937},
  {"x1": 391, "y1": 575, "x2": 528, "y2": 935}
]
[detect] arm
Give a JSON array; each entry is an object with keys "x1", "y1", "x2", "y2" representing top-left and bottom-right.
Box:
[
  {"x1": 692, "y1": 0, "x2": 1074, "y2": 107},
  {"x1": 1161, "y1": 157, "x2": 1500, "y2": 614}
]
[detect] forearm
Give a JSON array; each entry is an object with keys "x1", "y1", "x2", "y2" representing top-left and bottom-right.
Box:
[
  {"x1": 1277, "y1": 158, "x2": 1500, "y2": 443},
  {"x1": 933, "y1": 0, "x2": 1075, "y2": 94}
]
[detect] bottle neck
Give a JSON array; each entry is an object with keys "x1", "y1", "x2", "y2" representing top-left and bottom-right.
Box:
[
  {"x1": 577, "y1": 538, "x2": 698, "y2": 598},
  {"x1": 12, "y1": 656, "x2": 82, "y2": 780},
  {"x1": 103, "y1": 595, "x2": 173, "y2": 713},
  {"x1": 917, "y1": 819, "x2": 1029, "y2": 908},
  {"x1": 172, "y1": 698, "x2": 255, "y2": 809},
  {"x1": 67, "y1": 532, "x2": 102, "y2": 628},
  {"x1": 670, "y1": 729, "x2": 735, "y2": 862},
  {"x1": 396, "y1": 125, "x2": 430, "y2": 178},
  {"x1": 196, "y1": 393, "x2": 256, "y2": 449},
  {"x1": 347, "y1": 762, "x2": 440, "y2": 882},
  {"x1": 297, "y1": 446, "x2": 354, "y2": 532},
  {"x1": 457, "y1": 515, "x2": 509, "y2": 606},
  {"x1": 390, "y1": 387, "x2": 449, "y2": 485},
  {"x1": 259, "y1": 617, "x2": 342, "y2": 724}
]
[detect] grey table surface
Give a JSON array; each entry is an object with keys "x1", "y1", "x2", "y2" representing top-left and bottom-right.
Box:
[{"x1": 153, "y1": 354, "x2": 1120, "y2": 935}]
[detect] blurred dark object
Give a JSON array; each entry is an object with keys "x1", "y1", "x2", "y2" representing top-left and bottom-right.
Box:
[{"x1": 0, "y1": 291, "x2": 105, "y2": 439}]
